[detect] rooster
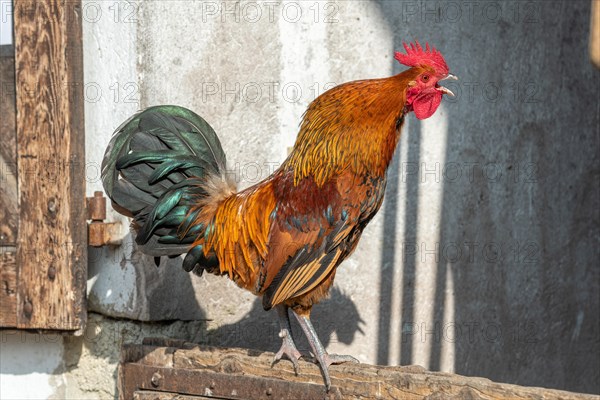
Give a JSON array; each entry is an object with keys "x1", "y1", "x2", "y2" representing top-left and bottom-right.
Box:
[{"x1": 101, "y1": 41, "x2": 455, "y2": 390}]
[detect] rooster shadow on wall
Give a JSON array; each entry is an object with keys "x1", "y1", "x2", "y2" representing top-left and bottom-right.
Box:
[{"x1": 204, "y1": 286, "x2": 365, "y2": 355}]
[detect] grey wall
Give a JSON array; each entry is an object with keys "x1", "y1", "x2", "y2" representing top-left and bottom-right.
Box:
[
  {"x1": 83, "y1": 0, "x2": 599, "y2": 395},
  {"x1": 377, "y1": 0, "x2": 599, "y2": 392}
]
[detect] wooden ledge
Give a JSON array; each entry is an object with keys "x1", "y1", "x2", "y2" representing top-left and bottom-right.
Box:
[{"x1": 118, "y1": 337, "x2": 598, "y2": 400}]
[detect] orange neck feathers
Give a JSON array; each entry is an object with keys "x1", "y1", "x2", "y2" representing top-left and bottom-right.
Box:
[{"x1": 285, "y1": 69, "x2": 422, "y2": 186}]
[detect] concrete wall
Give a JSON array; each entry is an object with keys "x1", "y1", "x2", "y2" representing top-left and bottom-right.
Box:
[{"x1": 1, "y1": 0, "x2": 598, "y2": 398}]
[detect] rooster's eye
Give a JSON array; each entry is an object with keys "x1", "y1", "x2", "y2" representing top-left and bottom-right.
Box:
[{"x1": 422, "y1": 74, "x2": 430, "y2": 82}]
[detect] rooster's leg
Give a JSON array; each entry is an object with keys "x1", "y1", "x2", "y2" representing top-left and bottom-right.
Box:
[
  {"x1": 272, "y1": 304, "x2": 302, "y2": 373},
  {"x1": 292, "y1": 310, "x2": 359, "y2": 391}
]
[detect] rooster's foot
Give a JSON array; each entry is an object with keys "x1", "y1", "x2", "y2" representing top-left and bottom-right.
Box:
[
  {"x1": 304, "y1": 351, "x2": 359, "y2": 391},
  {"x1": 272, "y1": 329, "x2": 302, "y2": 373}
]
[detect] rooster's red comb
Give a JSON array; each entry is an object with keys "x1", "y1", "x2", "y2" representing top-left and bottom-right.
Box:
[{"x1": 394, "y1": 41, "x2": 449, "y2": 75}]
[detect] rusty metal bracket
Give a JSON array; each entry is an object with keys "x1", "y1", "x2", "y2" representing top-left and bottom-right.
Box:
[{"x1": 87, "y1": 191, "x2": 121, "y2": 247}]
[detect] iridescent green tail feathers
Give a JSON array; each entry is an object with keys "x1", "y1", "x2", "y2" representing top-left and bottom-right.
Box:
[{"x1": 101, "y1": 105, "x2": 233, "y2": 260}]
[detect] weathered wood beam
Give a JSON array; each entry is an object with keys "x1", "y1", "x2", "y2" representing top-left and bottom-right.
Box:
[
  {"x1": 119, "y1": 339, "x2": 600, "y2": 400},
  {"x1": 0, "y1": 47, "x2": 18, "y2": 328},
  {"x1": 13, "y1": 0, "x2": 86, "y2": 330},
  {"x1": 0, "y1": 249, "x2": 17, "y2": 327},
  {"x1": 0, "y1": 50, "x2": 17, "y2": 248},
  {"x1": 591, "y1": 0, "x2": 600, "y2": 68}
]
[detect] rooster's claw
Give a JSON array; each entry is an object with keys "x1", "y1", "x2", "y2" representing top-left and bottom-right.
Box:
[
  {"x1": 272, "y1": 328, "x2": 302, "y2": 374},
  {"x1": 306, "y1": 352, "x2": 359, "y2": 391},
  {"x1": 321, "y1": 353, "x2": 360, "y2": 366}
]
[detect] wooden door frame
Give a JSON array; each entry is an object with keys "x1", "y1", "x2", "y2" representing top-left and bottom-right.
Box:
[{"x1": 0, "y1": 0, "x2": 86, "y2": 332}]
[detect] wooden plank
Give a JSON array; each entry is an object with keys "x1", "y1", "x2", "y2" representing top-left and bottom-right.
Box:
[
  {"x1": 119, "y1": 340, "x2": 600, "y2": 400},
  {"x1": 0, "y1": 51, "x2": 18, "y2": 247},
  {"x1": 591, "y1": 0, "x2": 600, "y2": 68},
  {"x1": 0, "y1": 46, "x2": 18, "y2": 328},
  {"x1": 120, "y1": 363, "x2": 336, "y2": 400},
  {"x1": 13, "y1": 0, "x2": 86, "y2": 331},
  {"x1": 134, "y1": 391, "x2": 215, "y2": 400},
  {"x1": 0, "y1": 248, "x2": 17, "y2": 327}
]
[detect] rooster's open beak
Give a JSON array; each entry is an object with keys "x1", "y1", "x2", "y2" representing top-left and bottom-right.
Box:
[{"x1": 437, "y1": 73, "x2": 458, "y2": 97}]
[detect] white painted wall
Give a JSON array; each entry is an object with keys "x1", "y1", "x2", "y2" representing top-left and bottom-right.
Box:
[
  {"x1": 0, "y1": 332, "x2": 65, "y2": 399},
  {"x1": 0, "y1": 0, "x2": 11, "y2": 45}
]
